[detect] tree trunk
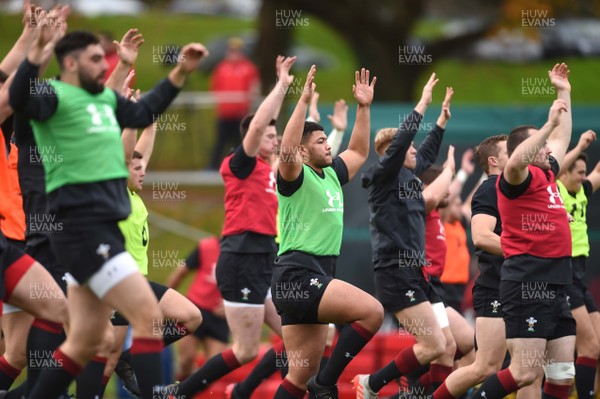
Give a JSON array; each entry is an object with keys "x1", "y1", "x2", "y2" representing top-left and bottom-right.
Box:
[{"x1": 255, "y1": 0, "x2": 293, "y2": 94}]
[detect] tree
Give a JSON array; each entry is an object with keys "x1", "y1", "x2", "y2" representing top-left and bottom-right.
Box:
[{"x1": 257, "y1": 0, "x2": 500, "y2": 101}]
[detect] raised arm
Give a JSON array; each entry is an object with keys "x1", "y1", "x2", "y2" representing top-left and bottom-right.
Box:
[
  {"x1": 461, "y1": 173, "x2": 483, "y2": 222},
  {"x1": 449, "y1": 148, "x2": 475, "y2": 198},
  {"x1": 546, "y1": 63, "x2": 572, "y2": 166},
  {"x1": 423, "y1": 146, "x2": 455, "y2": 213},
  {"x1": 362, "y1": 75, "x2": 438, "y2": 186},
  {"x1": 9, "y1": 5, "x2": 69, "y2": 121},
  {"x1": 338, "y1": 68, "x2": 376, "y2": 180},
  {"x1": 308, "y1": 90, "x2": 320, "y2": 123},
  {"x1": 504, "y1": 99, "x2": 568, "y2": 185},
  {"x1": 0, "y1": 72, "x2": 16, "y2": 124},
  {"x1": 587, "y1": 161, "x2": 600, "y2": 193},
  {"x1": 556, "y1": 130, "x2": 596, "y2": 178},
  {"x1": 121, "y1": 85, "x2": 140, "y2": 165},
  {"x1": 415, "y1": 86, "x2": 452, "y2": 175},
  {"x1": 279, "y1": 65, "x2": 316, "y2": 182},
  {"x1": 0, "y1": 1, "x2": 37, "y2": 79},
  {"x1": 243, "y1": 56, "x2": 296, "y2": 158},
  {"x1": 327, "y1": 99, "x2": 348, "y2": 157},
  {"x1": 115, "y1": 43, "x2": 208, "y2": 128},
  {"x1": 135, "y1": 122, "x2": 156, "y2": 164},
  {"x1": 271, "y1": 55, "x2": 288, "y2": 121},
  {"x1": 104, "y1": 28, "x2": 144, "y2": 91}
]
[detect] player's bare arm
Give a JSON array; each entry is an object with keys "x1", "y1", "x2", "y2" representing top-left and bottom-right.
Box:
[
  {"x1": 546, "y1": 62, "x2": 572, "y2": 165},
  {"x1": 338, "y1": 68, "x2": 376, "y2": 180},
  {"x1": 423, "y1": 145, "x2": 455, "y2": 213},
  {"x1": 471, "y1": 214, "x2": 502, "y2": 256},
  {"x1": 557, "y1": 130, "x2": 596, "y2": 178},
  {"x1": 504, "y1": 99, "x2": 568, "y2": 185},
  {"x1": 243, "y1": 55, "x2": 296, "y2": 158},
  {"x1": 105, "y1": 28, "x2": 144, "y2": 91},
  {"x1": 279, "y1": 64, "x2": 316, "y2": 182}
]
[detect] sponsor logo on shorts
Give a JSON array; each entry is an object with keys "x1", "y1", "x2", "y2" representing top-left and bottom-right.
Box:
[
  {"x1": 406, "y1": 290, "x2": 416, "y2": 302},
  {"x1": 309, "y1": 278, "x2": 323, "y2": 289},
  {"x1": 490, "y1": 300, "x2": 501, "y2": 313},
  {"x1": 526, "y1": 316, "x2": 537, "y2": 332},
  {"x1": 96, "y1": 243, "x2": 111, "y2": 261},
  {"x1": 240, "y1": 287, "x2": 251, "y2": 301}
]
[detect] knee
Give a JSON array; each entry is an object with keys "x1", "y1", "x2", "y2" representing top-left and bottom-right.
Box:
[
  {"x1": 129, "y1": 308, "x2": 163, "y2": 335},
  {"x1": 578, "y1": 338, "x2": 600, "y2": 359},
  {"x1": 68, "y1": 326, "x2": 107, "y2": 358},
  {"x1": 3, "y1": 351, "x2": 26, "y2": 371},
  {"x1": 233, "y1": 344, "x2": 260, "y2": 365},
  {"x1": 184, "y1": 309, "x2": 202, "y2": 333},
  {"x1": 425, "y1": 334, "x2": 447, "y2": 360},
  {"x1": 513, "y1": 367, "x2": 542, "y2": 387},
  {"x1": 286, "y1": 359, "x2": 319, "y2": 388},
  {"x1": 361, "y1": 300, "x2": 384, "y2": 333},
  {"x1": 476, "y1": 361, "x2": 503, "y2": 382},
  {"x1": 99, "y1": 328, "x2": 115, "y2": 355},
  {"x1": 445, "y1": 335, "x2": 457, "y2": 357},
  {"x1": 36, "y1": 298, "x2": 69, "y2": 326}
]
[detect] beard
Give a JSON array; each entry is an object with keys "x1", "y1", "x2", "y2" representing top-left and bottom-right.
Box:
[
  {"x1": 79, "y1": 70, "x2": 104, "y2": 94},
  {"x1": 532, "y1": 157, "x2": 551, "y2": 170}
]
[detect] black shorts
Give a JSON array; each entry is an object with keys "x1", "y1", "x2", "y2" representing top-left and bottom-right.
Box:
[
  {"x1": 442, "y1": 283, "x2": 466, "y2": 313},
  {"x1": 472, "y1": 282, "x2": 503, "y2": 318},
  {"x1": 1, "y1": 236, "x2": 36, "y2": 302},
  {"x1": 111, "y1": 281, "x2": 170, "y2": 326},
  {"x1": 271, "y1": 265, "x2": 333, "y2": 325},
  {"x1": 26, "y1": 237, "x2": 67, "y2": 293},
  {"x1": 429, "y1": 276, "x2": 446, "y2": 302},
  {"x1": 501, "y1": 280, "x2": 575, "y2": 339},
  {"x1": 192, "y1": 307, "x2": 230, "y2": 343},
  {"x1": 374, "y1": 265, "x2": 442, "y2": 313},
  {"x1": 49, "y1": 219, "x2": 126, "y2": 284},
  {"x1": 216, "y1": 252, "x2": 274, "y2": 305},
  {"x1": 566, "y1": 257, "x2": 597, "y2": 312}
]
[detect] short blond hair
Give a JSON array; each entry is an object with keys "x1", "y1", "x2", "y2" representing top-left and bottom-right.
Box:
[{"x1": 374, "y1": 127, "x2": 397, "y2": 156}]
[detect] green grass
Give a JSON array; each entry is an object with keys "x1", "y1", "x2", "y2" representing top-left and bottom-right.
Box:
[{"x1": 417, "y1": 58, "x2": 600, "y2": 104}]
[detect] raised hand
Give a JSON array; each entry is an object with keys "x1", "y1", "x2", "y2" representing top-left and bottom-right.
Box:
[
  {"x1": 22, "y1": 0, "x2": 41, "y2": 30},
  {"x1": 276, "y1": 55, "x2": 296, "y2": 88},
  {"x1": 177, "y1": 43, "x2": 209, "y2": 73},
  {"x1": 352, "y1": 68, "x2": 376, "y2": 107},
  {"x1": 328, "y1": 99, "x2": 348, "y2": 131},
  {"x1": 309, "y1": 91, "x2": 321, "y2": 122},
  {"x1": 419, "y1": 73, "x2": 439, "y2": 106},
  {"x1": 577, "y1": 129, "x2": 596, "y2": 150},
  {"x1": 548, "y1": 99, "x2": 568, "y2": 128},
  {"x1": 121, "y1": 70, "x2": 135, "y2": 95},
  {"x1": 443, "y1": 145, "x2": 456, "y2": 174},
  {"x1": 114, "y1": 28, "x2": 144, "y2": 67},
  {"x1": 30, "y1": 4, "x2": 69, "y2": 63},
  {"x1": 441, "y1": 87, "x2": 454, "y2": 120},
  {"x1": 300, "y1": 65, "x2": 316, "y2": 104},
  {"x1": 461, "y1": 148, "x2": 475, "y2": 175},
  {"x1": 548, "y1": 63, "x2": 570, "y2": 93}
]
